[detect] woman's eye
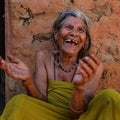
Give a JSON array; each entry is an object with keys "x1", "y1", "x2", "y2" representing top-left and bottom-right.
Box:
[
  {"x1": 64, "y1": 25, "x2": 73, "y2": 30},
  {"x1": 78, "y1": 28, "x2": 86, "y2": 33}
]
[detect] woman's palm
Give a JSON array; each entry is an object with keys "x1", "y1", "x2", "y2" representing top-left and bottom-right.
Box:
[{"x1": 0, "y1": 55, "x2": 32, "y2": 80}]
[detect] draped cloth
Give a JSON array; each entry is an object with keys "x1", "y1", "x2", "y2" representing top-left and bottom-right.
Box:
[{"x1": 0, "y1": 80, "x2": 120, "y2": 120}]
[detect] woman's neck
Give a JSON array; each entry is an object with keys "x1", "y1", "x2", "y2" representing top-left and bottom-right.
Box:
[
  {"x1": 58, "y1": 52, "x2": 78, "y2": 67},
  {"x1": 54, "y1": 52, "x2": 78, "y2": 73}
]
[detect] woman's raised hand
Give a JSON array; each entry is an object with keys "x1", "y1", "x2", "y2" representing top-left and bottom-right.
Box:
[
  {"x1": 0, "y1": 55, "x2": 32, "y2": 81},
  {"x1": 73, "y1": 54, "x2": 101, "y2": 89}
]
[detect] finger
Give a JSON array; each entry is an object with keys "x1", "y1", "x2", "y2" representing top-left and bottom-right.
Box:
[
  {"x1": 0, "y1": 56, "x2": 5, "y2": 63},
  {"x1": 77, "y1": 66, "x2": 89, "y2": 82},
  {"x1": 79, "y1": 60, "x2": 93, "y2": 77},
  {"x1": 89, "y1": 54, "x2": 100, "y2": 65},
  {"x1": 0, "y1": 57, "x2": 7, "y2": 70},
  {"x1": 82, "y1": 56, "x2": 97, "y2": 73},
  {"x1": 7, "y1": 55, "x2": 22, "y2": 63}
]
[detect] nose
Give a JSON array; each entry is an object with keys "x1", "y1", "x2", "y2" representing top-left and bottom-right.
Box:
[{"x1": 70, "y1": 29, "x2": 79, "y2": 38}]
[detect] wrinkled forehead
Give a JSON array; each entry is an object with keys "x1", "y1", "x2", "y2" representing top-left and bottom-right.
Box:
[
  {"x1": 52, "y1": 10, "x2": 91, "y2": 32},
  {"x1": 58, "y1": 14, "x2": 88, "y2": 29},
  {"x1": 60, "y1": 16, "x2": 87, "y2": 27}
]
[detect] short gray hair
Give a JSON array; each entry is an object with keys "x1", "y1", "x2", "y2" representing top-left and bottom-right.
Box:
[{"x1": 52, "y1": 9, "x2": 91, "y2": 31}]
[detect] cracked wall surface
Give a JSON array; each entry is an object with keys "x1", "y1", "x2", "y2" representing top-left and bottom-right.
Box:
[{"x1": 5, "y1": 0, "x2": 120, "y2": 101}]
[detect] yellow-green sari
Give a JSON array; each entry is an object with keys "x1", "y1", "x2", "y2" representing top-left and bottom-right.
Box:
[{"x1": 0, "y1": 80, "x2": 120, "y2": 120}]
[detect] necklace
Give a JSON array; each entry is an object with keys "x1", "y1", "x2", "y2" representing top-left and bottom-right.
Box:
[{"x1": 55, "y1": 54, "x2": 78, "y2": 73}]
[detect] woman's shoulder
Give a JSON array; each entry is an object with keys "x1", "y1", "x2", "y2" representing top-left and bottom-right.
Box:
[{"x1": 36, "y1": 49, "x2": 56, "y2": 60}]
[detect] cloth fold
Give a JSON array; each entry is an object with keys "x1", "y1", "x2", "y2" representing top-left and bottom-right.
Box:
[
  {"x1": 0, "y1": 80, "x2": 120, "y2": 120},
  {"x1": 78, "y1": 89, "x2": 120, "y2": 120},
  {"x1": 48, "y1": 80, "x2": 73, "y2": 109}
]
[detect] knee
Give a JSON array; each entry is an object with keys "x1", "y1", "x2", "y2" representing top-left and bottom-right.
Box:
[
  {"x1": 98, "y1": 89, "x2": 119, "y2": 97},
  {"x1": 11, "y1": 94, "x2": 28, "y2": 103},
  {"x1": 96, "y1": 89, "x2": 120, "y2": 103}
]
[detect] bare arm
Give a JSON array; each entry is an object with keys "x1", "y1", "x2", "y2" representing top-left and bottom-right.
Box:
[
  {"x1": 34, "y1": 50, "x2": 48, "y2": 101},
  {"x1": 70, "y1": 55, "x2": 103, "y2": 118}
]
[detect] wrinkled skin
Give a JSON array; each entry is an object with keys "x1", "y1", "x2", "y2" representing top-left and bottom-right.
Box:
[
  {"x1": 0, "y1": 55, "x2": 32, "y2": 81},
  {"x1": 0, "y1": 16, "x2": 103, "y2": 119}
]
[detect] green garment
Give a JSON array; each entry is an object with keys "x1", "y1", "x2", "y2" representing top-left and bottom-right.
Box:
[{"x1": 0, "y1": 80, "x2": 120, "y2": 120}]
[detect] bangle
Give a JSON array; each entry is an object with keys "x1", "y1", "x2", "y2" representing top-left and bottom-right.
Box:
[{"x1": 69, "y1": 102, "x2": 84, "y2": 113}]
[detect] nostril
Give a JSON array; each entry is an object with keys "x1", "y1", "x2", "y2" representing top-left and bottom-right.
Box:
[{"x1": 70, "y1": 31, "x2": 79, "y2": 37}]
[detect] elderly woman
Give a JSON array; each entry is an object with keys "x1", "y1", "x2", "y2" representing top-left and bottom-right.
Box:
[{"x1": 0, "y1": 9, "x2": 120, "y2": 120}]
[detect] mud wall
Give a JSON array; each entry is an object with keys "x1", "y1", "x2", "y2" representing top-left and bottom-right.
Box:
[{"x1": 5, "y1": 0, "x2": 120, "y2": 101}]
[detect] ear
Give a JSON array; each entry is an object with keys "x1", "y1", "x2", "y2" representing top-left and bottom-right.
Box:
[{"x1": 53, "y1": 29, "x2": 58, "y2": 40}]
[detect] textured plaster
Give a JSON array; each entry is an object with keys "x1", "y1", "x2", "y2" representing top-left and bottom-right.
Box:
[{"x1": 5, "y1": 0, "x2": 120, "y2": 101}]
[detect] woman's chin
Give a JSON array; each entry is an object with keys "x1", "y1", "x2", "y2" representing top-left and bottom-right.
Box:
[{"x1": 62, "y1": 49, "x2": 78, "y2": 56}]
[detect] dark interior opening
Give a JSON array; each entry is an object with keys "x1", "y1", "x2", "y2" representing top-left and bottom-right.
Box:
[{"x1": 0, "y1": 0, "x2": 5, "y2": 115}]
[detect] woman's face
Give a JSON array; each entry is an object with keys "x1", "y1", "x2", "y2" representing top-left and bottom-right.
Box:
[{"x1": 54, "y1": 16, "x2": 88, "y2": 56}]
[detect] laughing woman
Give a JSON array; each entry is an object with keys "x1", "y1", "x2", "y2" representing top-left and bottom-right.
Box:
[{"x1": 0, "y1": 9, "x2": 120, "y2": 120}]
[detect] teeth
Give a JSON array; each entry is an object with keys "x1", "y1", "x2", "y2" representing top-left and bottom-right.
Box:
[
  {"x1": 65, "y1": 39, "x2": 72, "y2": 42},
  {"x1": 65, "y1": 39, "x2": 78, "y2": 45},
  {"x1": 74, "y1": 41, "x2": 78, "y2": 44}
]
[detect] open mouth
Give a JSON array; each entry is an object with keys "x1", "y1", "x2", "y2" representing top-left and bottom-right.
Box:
[{"x1": 65, "y1": 39, "x2": 78, "y2": 46}]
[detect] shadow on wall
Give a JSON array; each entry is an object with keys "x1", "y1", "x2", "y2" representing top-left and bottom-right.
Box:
[
  {"x1": 0, "y1": 70, "x2": 5, "y2": 115},
  {"x1": 0, "y1": 0, "x2": 5, "y2": 115}
]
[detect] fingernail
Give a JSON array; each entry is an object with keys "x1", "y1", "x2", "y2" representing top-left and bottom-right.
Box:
[
  {"x1": 91, "y1": 54, "x2": 94, "y2": 57},
  {"x1": 85, "y1": 57, "x2": 89, "y2": 59},
  {"x1": 80, "y1": 60, "x2": 83, "y2": 63},
  {"x1": 0, "y1": 60, "x2": 4, "y2": 64}
]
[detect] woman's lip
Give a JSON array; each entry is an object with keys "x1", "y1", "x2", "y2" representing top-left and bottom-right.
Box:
[
  {"x1": 64, "y1": 39, "x2": 78, "y2": 45},
  {"x1": 64, "y1": 41, "x2": 78, "y2": 48}
]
